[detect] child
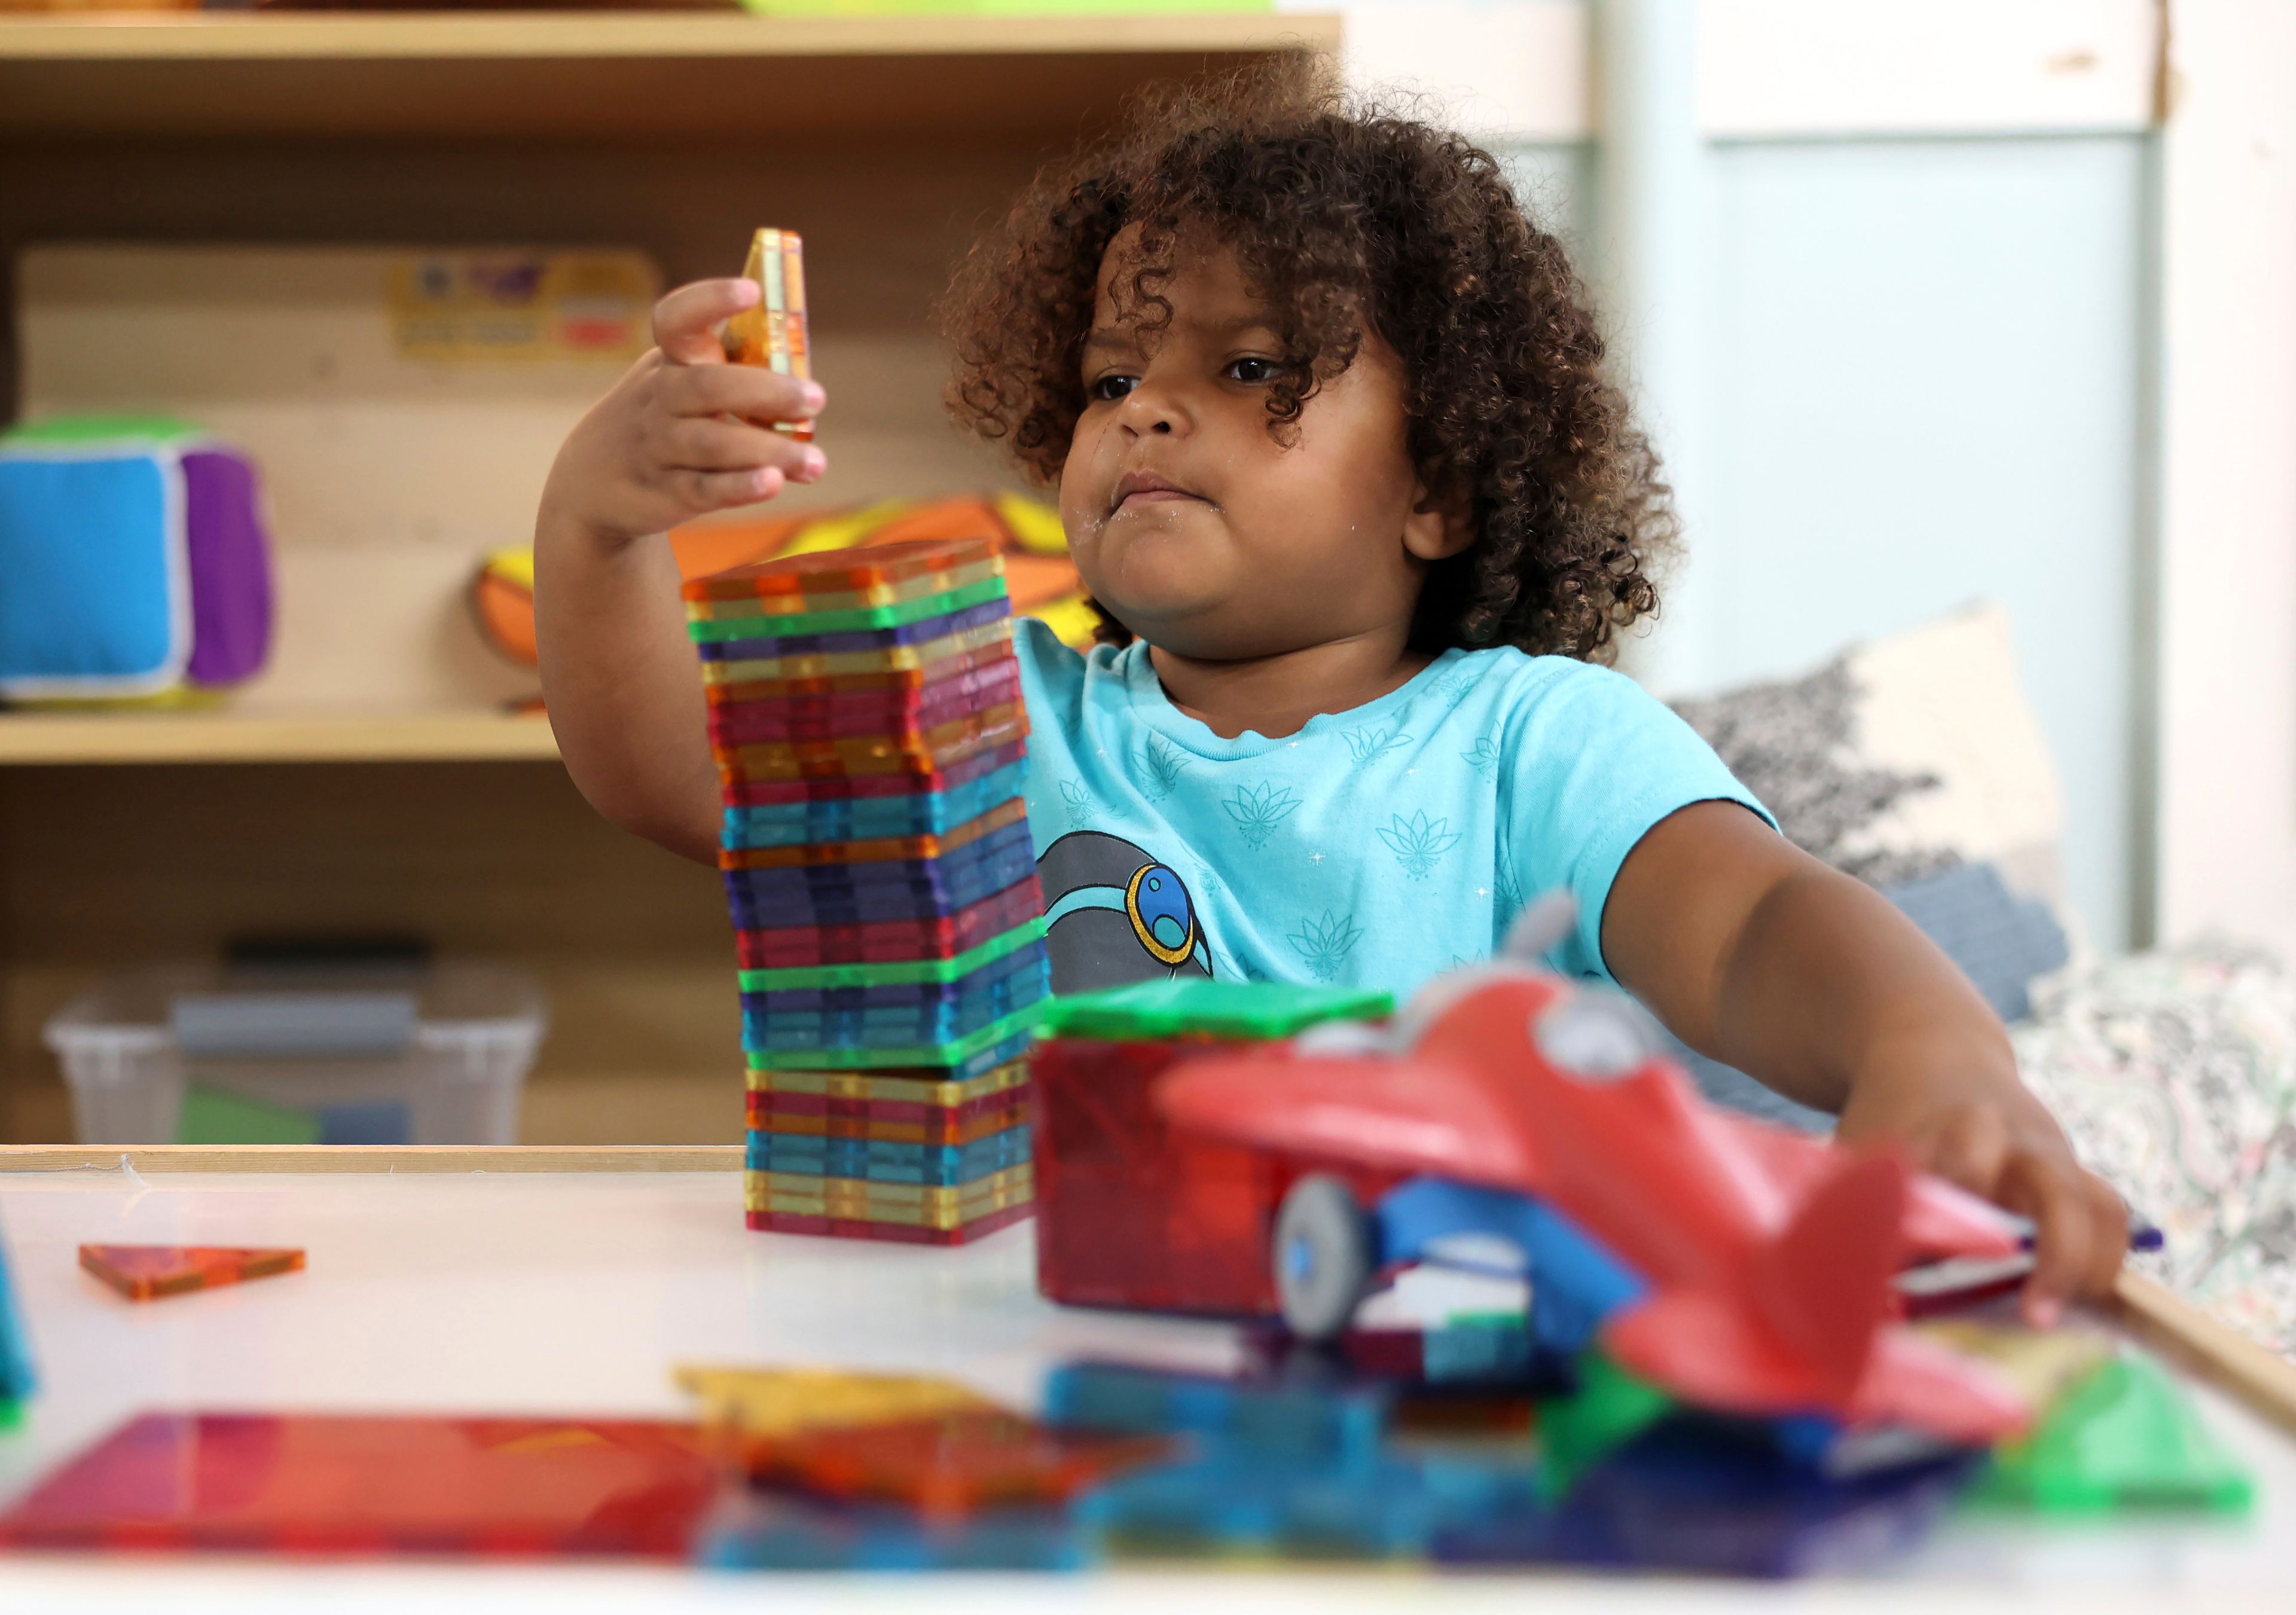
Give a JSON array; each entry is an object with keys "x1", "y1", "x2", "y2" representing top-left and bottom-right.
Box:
[{"x1": 533, "y1": 66, "x2": 2125, "y2": 1317}]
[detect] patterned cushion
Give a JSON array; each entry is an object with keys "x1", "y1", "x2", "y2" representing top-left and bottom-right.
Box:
[{"x1": 2013, "y1": 941, "x2": 2296, "y2": 1354}]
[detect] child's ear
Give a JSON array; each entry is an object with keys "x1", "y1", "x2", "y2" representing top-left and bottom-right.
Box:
[{"x1": 1402, "y1": 479, "x2": 1474, "y2": 564}]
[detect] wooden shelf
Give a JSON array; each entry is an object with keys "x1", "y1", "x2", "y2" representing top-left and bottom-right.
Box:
[
  {"x1": 0, "y1": 10, "x2": 1340, "y2": 140},
  {"x1": 0, "y1": 707, "x2": 560, "y2": 765}
]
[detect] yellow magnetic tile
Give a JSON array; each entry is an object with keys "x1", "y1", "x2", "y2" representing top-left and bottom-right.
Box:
[{"x1": 674, "y1": 1364, "x2": 1006, "y2": 1437}]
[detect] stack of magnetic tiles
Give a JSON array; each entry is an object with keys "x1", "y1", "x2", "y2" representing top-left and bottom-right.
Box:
[{"x1": 685, "y1": 534, "x2": 1049, "y2": 1244}]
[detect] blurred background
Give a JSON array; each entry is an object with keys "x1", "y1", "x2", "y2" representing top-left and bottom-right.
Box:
[{"x1": 0, "y1": 1, "x2": 2288, "y2": 1158}]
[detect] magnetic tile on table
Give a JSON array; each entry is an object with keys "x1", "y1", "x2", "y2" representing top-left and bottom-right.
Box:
[
  {"x1": 1970, "y1": 1352, "x2": 2254, "y2": 1515},
  {"x1": 746, "y1": 1093, "x2": 1026, "y2": 1147},
  {"x1": 1036, "y1": 978, "x2": 1396, "y2": 1043},
  {"x1": 78, "y1": 1244, "x2": 305, "y2": 1303},
  {"x1": 672, "y1": 1365, "x2": 1006, "y2": 1440},
  {"x1": 743, "y1": 1159, "x2": 1033, "y2": 1208},
  {"x1": 746, "y1": 1026, "x2": 1036, "y2": 1086},
  {"x1": 746, "y1": 1409, "x2": 1167, "y2": 1518},
  {"x1": 693, "y1": 1488, "x2": 1085, "y2": 1571},
  {"x1": 0, "y1": 1413, "x2": 718, "y2": 1558},
  {"x1": 1043, "y1": 1361, "x2": 1393, "y2": 1467},
  {"x1": 1910, "y1": 1317, "x2": 2112, "y2": 1419},
  {"x1": 744, "y1": 1126, "x2": 1032, "y2": 1186}
]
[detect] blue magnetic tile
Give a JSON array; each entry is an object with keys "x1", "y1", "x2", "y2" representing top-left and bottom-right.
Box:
[
  {"x1": 1044, "y1": 1362, "x2": 1392, "y2": 1467},
  {"x1": 723, "y1": 762, "x2": 1028, "y2": 850},
  {"x1": 1431, "y1": 1420, "x2": 1972, "y2": 1579},
  {"x1": 695, "y1": 1491, "x2": 1086, "y2": 1571},
  {"x1": 724, "y1": 824, "x2": 1036, "y2": 913},
  {"x1": 696, "y1": 596, "x2": 1010, "y2": 660},
  {"x1": 744, "y1": 1125, "x2": 1033, "y2": 1184},
  {"x1": 1074, "y1": 1448, "x2": 1538, "y2": 1560},
  {"x1": 741, "y1": 960, "x2": 1049, "y2": 1053}
]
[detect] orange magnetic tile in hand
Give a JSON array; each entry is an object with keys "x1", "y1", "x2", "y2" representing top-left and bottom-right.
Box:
[
  {"x1": 79, "y1": 1244, "x2": 305, "y2": 1302},
  {"x1": 718, "y1": 795, "x2": 1028, "y2": 871},
  {"x1": 745, "y1": 1409, "x2": 1167, "y2": 1519}
]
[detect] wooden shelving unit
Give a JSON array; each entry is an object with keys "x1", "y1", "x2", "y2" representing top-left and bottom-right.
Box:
[
  {"x1": 0, "y1": 11, "x2": 1340, "y2": 139},
  {"x1": 0, "y1": 708, "x2": 559, "y2": 766},
  {"x1": 0, "y1": 9, "x2": 1334, "y2": 1147}
]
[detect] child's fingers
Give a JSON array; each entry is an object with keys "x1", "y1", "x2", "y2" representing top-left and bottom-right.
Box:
[
  {"x1": 661, "y1": 417, "x2": 825, "y2": 482},
  {"x1": 1916, "y1": 1103, "x2": 2010, "y2": 1198},
  {"x1": 665, "y1": 466, "x2": 786, "y2": 513},
  {"x1": 2002, "y1": 1149, "x2": 2095, "y2": 1327},
  {"x1": 664, "y1": 361, "x2": 825, "y2": 426},
  {"x1": 651, "y1": 279, "x2": 761, "y2": 366},
  {"x1": 2079, "y1": 1171, "x2": 2130, "y2": 1295}
]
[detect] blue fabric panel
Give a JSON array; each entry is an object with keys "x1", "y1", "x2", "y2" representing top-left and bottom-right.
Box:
[{"x1": 0, "y1": 451, "x2": 179, "y2": 687}]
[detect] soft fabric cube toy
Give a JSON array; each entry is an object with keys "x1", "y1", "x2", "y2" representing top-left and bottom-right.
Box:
[{"x1": 0, "y1": 417, "x2": 273, "y2": 701}]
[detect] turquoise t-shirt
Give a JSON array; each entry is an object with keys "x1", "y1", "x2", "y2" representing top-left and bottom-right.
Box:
[{"x1": 1010, "y1": 618, "x2": 1770, "y2": 1000}]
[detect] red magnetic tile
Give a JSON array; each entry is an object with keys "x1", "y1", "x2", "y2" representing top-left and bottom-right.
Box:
[
  {"x1": 746, "y1": 1094, "x2": 1027, "y2": 1146},
  {"x1": 744, "y1": 1199, "x2": 1033, "y2": 1245},
  {"x1": 706, "y1": 659, "x2": 1021, "y2": 746},
  {"x1": 745, "y1": 1409, "x2": 1166, "y2": 1518},
  {"x1": 79, "y1": 1244, "x2": 305, "y2": 1303},
  {"x1": 732, "y1": 878, "x2": 1042, "y2": 970},
  {"x1": 0, "y1": 1413, "x2": 720, "y2": 1558}
]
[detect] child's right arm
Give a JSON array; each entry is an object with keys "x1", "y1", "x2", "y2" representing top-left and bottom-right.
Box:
[{"x1": 533, "y1": 279, "x2": 828, "y2": 866}]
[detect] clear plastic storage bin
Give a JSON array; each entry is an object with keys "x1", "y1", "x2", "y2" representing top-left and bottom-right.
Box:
[{"x1": 44, "y1": 961, "x2": 548, "y2": 1146}]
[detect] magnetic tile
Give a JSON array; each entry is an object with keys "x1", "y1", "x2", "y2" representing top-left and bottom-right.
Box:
[
  {"x1": 731, "y1": 876, "x2": 1042, "y2": 969},
  {"x1": 718, "y1": 796, "x2": 1026, "y2": 872},
  {"x1": 744, "y1": 1056, "x2": 1030, "y2": 1106},
  {"x1": 1043, "y1": 1361, "x2": 1393, "y2": 1467},
  {"x1": 743, "y1": 1125, "x2": 1032, "y2": 1184},
  {"x1": 695, "y1": 595, "x2": 1010, "y2": 663},
  {"x1": 746, "y1": 1091, "x2": 1025, "y2": 1146},
  {"x1": 747, "y1": 1027, "x2": 1036, "y2": 1085},
  {"x1": 686, "y1": 556, "x2": 1001, "y2": 621},
  {"x1": 0, "y1": 1413, "x2": 718, "y2": 1558},
  {"x1": 1971, "y1": 1353, "x2": 2254, "y2": 1514},
  {"x1": 741, "y1": 932, "x2": 1042, "y2": 1016},
  {"x1": 701, "y1": 617, "x2": 1014, "y2": 690},
  {"x1": 744, "y1": 1409, "x2": 1164, "y2": 1517},
  {"x1": 744, "y1": 1198, "x2": 1033, "y2": 1245},
  {"x1": 722, "y1": 761, "x2": 1026, "y2": 850},
  {"x1": 683, "y1": 535, "x2": 997, "y2": 605},
  {"x1": 723, "y1": 226, "x2": 811, "y2": 442},
  {"x1": 718, "y1": 737, "x2": 1024, "y2": 808},
  {"x1": 673, "y1": 1365, "x2": 1005, "y2": 1439},
  {"x1": 713, "y1": 699, "x2": 1027, "y2": 784},
  {"x1": 707, "y1": 663, "x2": 1021, "y2": 751},
  {"x1": 743, "y1": 1160, "x2": 1032, "y2": 1213},
  {"x1": 739, "y1": 961, "x2": 1048, "y2": 1055},
  {"x1": 740, "y1": 1003, "x2": 1046, "y2": 1071},
  {"x1": 749, "y1": 1183, "x2": 1036, "y2": 1233},
  {"x1": 689, "y1": 575, "x2": 1007, "y2": 643},
  {"x1": 705, "y1": 639, "x2": 1015, "y2": 709},
  {"x1": 78, "y1": 1244, "x2": 304, "y2": 1303},
  {"x1": 1036, "y1": 978, "x2": 1396, "y2": 1043},
  {"x1": 694, "y1": 1489, "x2": 1083, "y2": 1571}
]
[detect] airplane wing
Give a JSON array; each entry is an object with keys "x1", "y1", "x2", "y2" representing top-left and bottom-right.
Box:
[
  {"x1": 1152, "y1": 1050, "x2": 1544, "y2": 1193},
  {"x1": 1712, "y1": 1111, "x2": 2024, "y2": 1263}
]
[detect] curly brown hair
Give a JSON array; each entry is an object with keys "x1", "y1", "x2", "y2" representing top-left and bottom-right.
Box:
[{"x1": 941, "y1": 60, "x2": 1674, "y2": 663}]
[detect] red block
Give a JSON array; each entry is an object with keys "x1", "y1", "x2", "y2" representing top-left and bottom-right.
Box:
[
  {"x1": 79, "y1": 1244, "x2": 304, "y2": 1303},
  {"x1": 1028, "y1": 1038, "x2": 1400, "y2": 1317}
]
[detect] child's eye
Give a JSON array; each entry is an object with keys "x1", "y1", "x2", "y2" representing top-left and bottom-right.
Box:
[
  {"x1": 1089, "y1": 374, "x2": 1140, "y2": 402},
  {"x1": 1226, "y1": 357, "x2": 1284, "y2": 385}
]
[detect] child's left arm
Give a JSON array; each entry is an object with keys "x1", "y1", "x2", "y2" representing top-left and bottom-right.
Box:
[{"x1": 1602, "y1": 800, "x2": 2126, "y2": 1324}]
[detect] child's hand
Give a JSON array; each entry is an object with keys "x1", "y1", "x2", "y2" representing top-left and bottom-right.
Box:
[
  {"x1": 539, "y1": 277, "x2": 826, "y2": 548},
  {"x1": 1837, "y1": 1079, "x2": 2128, "y2": 1327}
]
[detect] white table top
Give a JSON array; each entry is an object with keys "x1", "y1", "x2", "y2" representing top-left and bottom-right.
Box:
[{"x1": 1, "y1": 1162, "x2": 2292, "y2": 1613}]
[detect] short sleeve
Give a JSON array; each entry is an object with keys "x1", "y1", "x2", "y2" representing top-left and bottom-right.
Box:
[{"x1": 1495, "y1": 660, "x2": 1775, "y2": 982}]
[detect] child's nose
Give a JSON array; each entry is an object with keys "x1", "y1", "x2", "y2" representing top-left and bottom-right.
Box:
[{"x1": 1117, "y1": 373, "x2": 1192, "y2": 438}]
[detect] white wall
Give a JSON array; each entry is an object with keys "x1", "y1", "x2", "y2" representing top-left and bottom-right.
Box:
[{"x1": 1294, "y1": 0, "x2": 2164, "y2": 951}]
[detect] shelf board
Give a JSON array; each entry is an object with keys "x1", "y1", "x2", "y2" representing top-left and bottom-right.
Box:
[
  {"x1": 0, "y1": 707, "x2": 560, "y2": 765},
  {"x1": 0, "y1": 11, "x2": 1341, "y2": 141}
]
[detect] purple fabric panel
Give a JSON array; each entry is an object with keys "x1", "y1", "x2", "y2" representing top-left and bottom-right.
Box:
[{"x1": 179, "y1": 448, "x2": 274, "y2": 686}]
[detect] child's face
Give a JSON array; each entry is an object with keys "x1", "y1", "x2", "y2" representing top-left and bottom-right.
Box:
[{"x1": 1060, "y1": 228, "x2": 1460, "y2": 661}]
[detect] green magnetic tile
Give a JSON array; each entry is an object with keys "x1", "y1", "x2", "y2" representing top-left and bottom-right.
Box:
[
  {"x1": 743, "y1": 1002, "x2": 1045, "y2": 1071},
  {"x1": 687, "y1": 576, "x2": 1007, "y2": 642},
  {"x1": 1533, "y1": 1351, "x2": 1674, "y2": 1502},
  {"x1": 735, "y1": 918, "x2": 1046, "y2": 993},
  {"x1": 1034, "y1": 979, "x2": 1393, "y2": 1042},
  {"x1": 1972, "y1": 1353, "x2": 2254, "y2": 1515}
]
